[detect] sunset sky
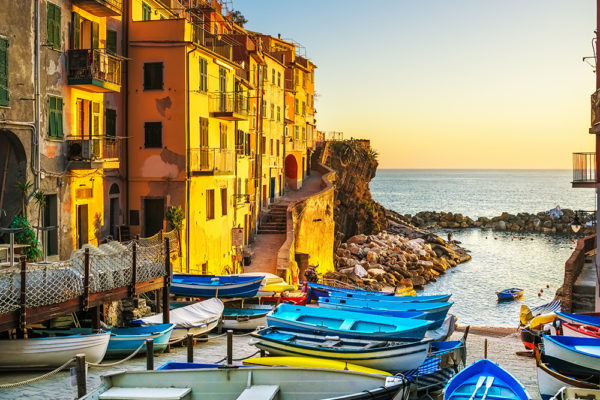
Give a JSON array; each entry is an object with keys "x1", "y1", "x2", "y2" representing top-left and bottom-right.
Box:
[{"x1": 235, "y1": 0, "x2": 597, "y2": 169}]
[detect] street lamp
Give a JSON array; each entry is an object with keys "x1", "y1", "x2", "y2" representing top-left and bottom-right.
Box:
[{"x1": 570, "y1": 212, "x2": 582, "y2": 233}]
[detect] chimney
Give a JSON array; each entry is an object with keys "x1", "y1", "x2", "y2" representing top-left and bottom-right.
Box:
[{"x1": 278, "y1": 33, "x2": 281, "y2": 39}]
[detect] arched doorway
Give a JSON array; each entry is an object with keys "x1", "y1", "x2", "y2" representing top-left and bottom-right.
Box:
[
  {"x1": 284, "y1": 154, "x2": 298, "y2": 190},
  {"x1": 0, "y1": 130, "x2": 27, "y2": 226}
]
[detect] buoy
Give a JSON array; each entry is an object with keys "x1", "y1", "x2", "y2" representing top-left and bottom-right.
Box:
[
  {"x1": 494, "y1": 237, "x2": 497, "y2": 240},
  {"x1": 531, "y1": 238, "x2": 534, "y2": 240},
  {"x1": 540, "y1": 289, "x2": 544, "y2": 293},
  {"x1": 538, "y1": 292, "x2": 541, "y2": 296},
  {"x1": 485, "y1": 237, "x2": 487, "y2": 239},
  {"x1": 546, "y1": 284, "x2": 550, "y2": 288},
  {"x1": 570, "y1": 247, "x2": 574, "y2": 250}
]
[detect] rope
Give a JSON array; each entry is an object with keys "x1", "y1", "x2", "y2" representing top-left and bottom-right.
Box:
[
  {"x1": 0, "y1": 357, "x2": 76, "y2": 388},
  {"x1": 169, "y1": 328, "x2": 259, "y2": 345},
  {"x1": 214, "y1": 349, "x2": 261, "y2": 364},
  {"x1": 86, "y1": 342, "x2": 146, "y2": 367}
]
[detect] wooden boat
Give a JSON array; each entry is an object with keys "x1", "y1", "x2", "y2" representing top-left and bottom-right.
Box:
[
  {"x1": 106, "y1": 324, "x2": 175, "y2": 358},
  {"x1": 332, "y1": 291, "x2": 452, "y2": 303},
  {"x1": 242, "y1": 356, "x2": 392, "y2": 375},
  {"x1": 0, "y1": 332, "x2": 110, "y2": 370},
  {"x1": 561, "y1": 322, "x2": 600, "y2": 339},
  {"x1": 250, "y1": 326, "x2": 432, "y2": 372},
  {"x1": 80, "y1": 366, "x2": 410, "y2": 400},
  {"x1": 542, "y1": 334, "x2": 600, "y2": 375},
  {"x1": 307, "y1": 282, "x2": 395, "y2": 301},
  {"x1": 535, "y1": 348, "x2": 600, "y2": 400},
  {"x1": 222, "y1": 304, "x2": 273, "y2": 331},
  {"x1": 134, "y1": 298, "x2": 224, "y2": 340},
  {"x1": 259, "y1": 294, "x2": 308, "y2": 306},
  {"x1": 170, "y1": 274, "x2": 264, "y2": 298},
  {"x1": 424, "y1": 314, "x2": 457, "y2": 341},
  {"x1": 235, "y1": 272, "x2": 295, "y2": 296},
  {"x1": 318, "y1": 296, "x2": 453, "y2": 329},
  {"x1": 496, "y1": 288, "x2": 524, "y2": 301},
  {"x1": 444, "y1": 359, "x2": 530, "y2": 400},
  {"x1": 551, "y1": 387, "x2": 600, "y2": 400},
  {"x1": 267, "y1": 303, "x2": 433, "y2": 340},
  {"x1": 556, "y1": 312, "x2": 600, "y2": 329}
]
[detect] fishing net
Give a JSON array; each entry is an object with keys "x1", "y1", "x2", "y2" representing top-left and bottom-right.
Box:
[{"x1": 0, "y1": 267, "x2": 20, "y2": 314}]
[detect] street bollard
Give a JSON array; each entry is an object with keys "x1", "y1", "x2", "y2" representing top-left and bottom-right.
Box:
[
  {"x1": 146, "y1": 339, "x2": 154, "y2": 370},
  {"x1": 227, "y1": 330, "x2": 233, "y2": 364},
  {"x1": 187, "y1": 333, "x2": 194, "y2": 363},
  {"x1": 75, "y1": 353, "x2": 86, "y2": 398}
]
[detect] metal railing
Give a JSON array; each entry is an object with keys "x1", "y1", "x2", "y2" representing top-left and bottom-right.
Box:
[
  {"x1": 209, "y1": 92, "x2": 248, "y2": 116},
  {"x1": 189, "y1": 148, "x2": 235, "y2": 173},
  {"x1": 66, "y1": 136, "x2": 119, "y2": 161},
  {"x1": 572, "y1": 152, "x2": 596, "y2": 185},
  {"x1": 192, "y1": 29, "x2": 232, "y2": 60},
  {"x1": 67, "y1": 49, "x2": 122, "y2": 87}
]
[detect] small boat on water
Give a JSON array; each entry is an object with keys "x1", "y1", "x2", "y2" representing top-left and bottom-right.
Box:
[
  {"x1": 105, "y1": 324, "x2": 175, "y2": 358},
  {"x1": 307, "y1": 282, "x2": 395, "y2": 301},
  {"x1": 170, "y1": 274, "x2": 264, "y2": 298},
  {"x1": 267, "y1": 303, "x2": 433, "y2": 340},
  {"x1": 80, "y1": 366, "x2": 410, "y2": 400},
  {"x1": 556, "y1": 312, "x2": 600, "y2": 329},
  {"x1": 318, "y1": 296, "x2": 453, "y2": 329},
  {"x1": 222, "y1": 304, "x2": 273, "y2": 331},
  {"x1": 134, "y1": 298, "x2": 224, "y2": 340},
  {"x1": 535, "y1": 348, "x2": 600, "y2": 400},
  {"x1": 551, "y1": 387, "x2": 600, "y2": 400},
  {"x1": 250, "y1": 326, "x2": 432, "y2": 372},
  {"x1": 444, "y1": 359, "x2": 530, "y2": 400},
  {"x1": 243, "y1": 356, "x2": 392, "y2": 375},
  {"x1": 0, "y1": 332, "x2": 110, "y2": 370},
  {"x1": 496, "y1": 288, "x2": 524, "y2": 301},
  {"x1": 541, "y1": 334, "x2": 600, "y2": 375}
]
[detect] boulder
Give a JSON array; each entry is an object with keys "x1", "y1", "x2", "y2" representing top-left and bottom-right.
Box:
[
  {"x1": 366, "y1": 251, "x2": 378, "y2": 263},
  {"x1": 368, "y1": 268, "x2": 386, "y2": 277},
  {"x1": 353, "y1": 264, "x2": 368, "y2": 278},
  {"x1": 347, "y1": 234, "x2": 368, "y2": 245}
]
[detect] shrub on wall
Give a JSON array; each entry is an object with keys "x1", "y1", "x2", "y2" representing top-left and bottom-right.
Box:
[{"x1": 10, "y1": 215, "x2": 42, "y2": 261}]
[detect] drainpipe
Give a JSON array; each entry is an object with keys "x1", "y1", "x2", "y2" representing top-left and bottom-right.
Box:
[
  {"x1": 185, "y1": 44, "x2": 197, "y2": 274},
  {"x1": 124, "y1": 0, "x2": 130, "y2": 225},
  {"x1": 34, "y1": 0, "x2": 41, "y2": 190}
]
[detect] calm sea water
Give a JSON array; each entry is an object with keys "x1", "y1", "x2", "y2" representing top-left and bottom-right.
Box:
[{"x1": 370, "y1": 169, "x2": 595, "y2": 327}]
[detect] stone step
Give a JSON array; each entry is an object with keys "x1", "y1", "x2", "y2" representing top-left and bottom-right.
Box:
[
  {"x1": 573, "y1": 284, "x2": 596, "y2": 296},
  {"x1": 572, "y1": 298, "x2": 596, "y2": 313},
  {"x1": 258, "y1": 230, "x2": 286, "y2": 234}
]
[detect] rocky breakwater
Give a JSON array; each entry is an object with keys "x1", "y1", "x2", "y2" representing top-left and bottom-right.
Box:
[
  {"x1": 326, "y1": 228, "x2": 471, "y2": 291},
  {"x1": 406, "y1": 209, "x2": 594, "y2": 235}
]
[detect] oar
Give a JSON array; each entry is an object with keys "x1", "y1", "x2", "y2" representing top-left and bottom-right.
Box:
[
  {"x1": 468, "y1": 376, "x2": 486, "y2": 400},
  {"x1": 480, "y1": 376, "x2": 495, "y2": 400}
]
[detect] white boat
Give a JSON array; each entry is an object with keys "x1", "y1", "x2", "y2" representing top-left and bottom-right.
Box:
[
  {"x1": 135, "y1": 298, "x2": 224, "y2": 340},
  {"x1": 542, "y1": 334, "x2": 600, "y2": 375},
  {"x1": 551, "y1": 387, "x2": 600, "y2": 400},
  {"x1": 0, "y1": 332, "x2": 110, "y2": 370},
  {"x1": 236, "y1": 272, "x2": 295, "y2": 296},
  {"x1": 81, "y1": 366, "x2": 409, "y2": 400},
  {"x1": 536, "y1": 350, "x2": 600, "y2": 400},
  {"x1": 222, "y1": 304, "x2": 272, "y2": 331}
]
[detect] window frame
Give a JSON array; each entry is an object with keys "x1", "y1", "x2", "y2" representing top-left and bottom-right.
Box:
[
  {"x1": 47, "y1": 2, "x2": 61, "y2": 50},
  {"x1": 0, "y1": 37, "x2": 8, "y2": 107},
  {"x1": 143, "y1": 62, "x2": 164, "y2": 91},
  {"x1": 105, "y1": 108, "x2": 117, "y2": 138},
  {"x1": 144, "y1": 121, "x2": 162, "y2": 148},
  {"x1": 48, "y1": 95, "x2": 63, "y2": 138},
  {"x1": 199, "y1": 57, "x2": 208, "y2": 92},
  {"x1": 220, "y1": 187, "x2": 227, "y2": 216},
  {"x1": 206, "y1": 189, "x2": 215, "y2": 220},
  {"x1": 142, "y1": 2, "x2": 152, "y2": 21}
]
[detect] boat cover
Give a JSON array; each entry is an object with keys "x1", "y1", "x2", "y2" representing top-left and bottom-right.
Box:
[{"x1": 137, "y1": 298, "x2": 224, "y2": 328}]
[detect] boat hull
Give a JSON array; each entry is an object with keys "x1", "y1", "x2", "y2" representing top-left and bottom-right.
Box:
[
  {"x1": 536, "y1": 350, "x2": 600, "y2": 400},
  {"x1": 170, "y1": 275, "x2": 263, "y2": 298},
  {"x1": 561, "y1": 322, "x2": 600, "y2": 339},
  {"x1": 0, "y1": 332, "x2": 110, "y2": 370},
  {"x1": 556, "y1": 312, "x2": 600, "y2": 329},
  {"x1": 222, "y1": 305, "x2": 272, "y2": 331},
  {"x1": 332, "y1": 292, "x2": 452, "y2": 303},
  {"x1": 171, "y1": 318, "x2": 220, "y2": 340},
  {"x1": 251, "y1": 327, "x2": 431, "y2": 373},
  {"x1": 542, "y1": 335, "x2": 600, "y2": 375},
  {"x1": 497, "y1": 288, "x2": 524, "y2": 301},
  {"x1": 106, "y1": 324, "x2": 174, "y2": 357},
  {"x1": 81, "y1": 367, "x2": 409, "y2": 400}
]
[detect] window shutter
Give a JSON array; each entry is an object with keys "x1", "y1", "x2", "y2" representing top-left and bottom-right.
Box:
[
  {"x1": 91, "y1": 22, "x2": 99, "y2": 49},
  {"x1": 48, "y1": 96, "x2": 56, "y2": 137},
  {"x1": 53, "y1": 5, "x2": 61, "y2": 50},
  {"x1": 106, "y1": 30, "x2": 117, "y2": 54},
  {"x1": 0, "y1": 38, "x2": 8, "y2": 107},
  {"x1": 56, "y1": 98, "x2": 63, "y2": 137},
  {"x1": 92, "y1": 102, "x2": 100, "y2": 135},
  {"x1": 47, "y1": 4, "x2": 54, "y2": 48},
  {"x1": 106, "y1": 109, "x2": 116, "y2": 137},
  {"x1": 72, "y1": 12, "x2": 80, "y2": 49}
]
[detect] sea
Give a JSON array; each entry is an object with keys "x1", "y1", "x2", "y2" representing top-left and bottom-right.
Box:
[{"x1": 370, "y1": 169, "x2": 596, "y2": 327}]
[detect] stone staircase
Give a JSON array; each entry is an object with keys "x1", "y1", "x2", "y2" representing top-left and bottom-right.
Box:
[
  {"x1": 258, "y1": 203, "x2": 288, "y2": 234},
  {"x1": 572, "y1": 253, "x2": 598, "y2": 313}
]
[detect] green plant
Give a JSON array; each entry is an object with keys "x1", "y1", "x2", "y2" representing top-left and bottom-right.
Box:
[
  {"x1": 15, "y1": 180, "x2": 32, "y2": 217},
  {"x1": 10, "y1": 215, "x2": 42, "y2": 261},
  {"x1": 33, "y1": 190, "x2": 46, "y2": 240},
  {"x1": 166, "y1": 205, "x2": 185, "y2": 231}
]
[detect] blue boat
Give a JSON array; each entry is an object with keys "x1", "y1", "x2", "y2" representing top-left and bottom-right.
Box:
[
  {"x1": 444, "y1": 359, "x2": 530, "y2": 400},
  {"x1": 319, "y1": 296, "x2": 453, "y2": 329},
  {"x1": 496, "y1": 288, "x2": 524, "y2": 301},
  {"x1": 332, "y1": 292, "x2": 452, "y2": 303},
  {"x1": 157, "y1": 362, "x2": 246, "y2": 370},
  {"x1": 542, "y1": 334, "x2": 600, "y2": 375},
  {"x1": 556, "y1": 312, "x2": 600, "y2": 329},
  {"x1": 267, "y1": 303, "x2": 433, "y2": 340},
  {"x1": 307, "y1": 282, "x2": 395, "y2": 301},
  {"x1": 170, "y1": 275, "x2": 263, "y2": 298},
  {"x1": 106, "y1": 324, "x2": 175, "y2": 358}
]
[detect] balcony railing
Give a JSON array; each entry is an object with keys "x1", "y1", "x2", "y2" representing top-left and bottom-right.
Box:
[
  {"x1": 209, "y1": 92, "x2": 248, "y2": 120},
  {"x1": 192, "y1": 29, "x2": 233, "y2": 60},
  {"x1": 190, "y1": 148, "x2": 235, "y2": 174},
  {"x1": 66, "y1": 136, "x2": 119, "y2": 168},
  {"x1": 67, "y1": 49, "x2": 122, "y2": 93},
  {"x1": 71, "y1": 0, "x2": 122, "y2": 16},
  {"x1": 235, "y1": 194, "x2": 250, "y2": 205},
  {"x1": 572, "y1": 152, "x2": 596, "y2": 188}
]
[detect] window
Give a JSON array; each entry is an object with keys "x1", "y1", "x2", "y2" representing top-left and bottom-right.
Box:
[
  {"x1": 199, "y1": 58, "x2": 208, "y2": 92},
  {"x1": 262, "y1": 100, "x2": 266, "y2": 119},
  {"x1": 263, "y1": 66, "x2": 267, "y2": 82},
  {"x1": 221, "y1": 187, "x2": 227, "y2": 216},
  {"x1": 92, "y1": 102, "x2": 100, "y2": 136},
  {"x1": 295, "y1": 99, "x2": 299, "y2": 114},
  {"x1": 201, "y1": 262, "x2": 208, "y2": 274},
  {"x1": 199, "y1": 117, "x2": 208, "y2": 147},
  {"x1": 277, "y1": 72, "x2": 281, "y2": 88},
  {"x1": 294, "y1": 126, "x2": 299, "y2": 140},
  {"x1": 106, "y1": 29, "x2": 117, "y2": 54},
  {"x1": 277, "y1": 106, "x2": 281, "y2": 122},
  {"x1": 0, "y1": 38, "x2": 8, "y2": 107},
  {"x1": 219, "y1": 123, "x2": 227, "y2": 148},
  {"x1": 311, "y1": 94, "x2": 314, "y2": 108},
  {"x1": 106, "y1": 108, "x2": 116, "y2": 137},
  {"x1": 144, "y1": 122, "x2": 162, "y2": 148},
  {"x1": 245, "y1": 133, "x2": 250, "y2": 156},
  {"x1": 270, "y1": 104, "x2": 274, "y2": 120},
  {"x1": 251, "y1": 105, "x2": 256, "y2": 129},
  {"x1": 302, "y1": 101, "x2": 306, "y2": 116},
  {"x1": 235, "y1": 129, "x2": 244, "y2": 155},
  {"x1": 142, "y1": 2, "x2": 152, "y2": 21},
  {"x1": 206, "y1": 189, "x2": 214, "y2": 220},
  {"x1": 271, "y1": 68, "x2": 275, "y2": 84},
  {"x1": 48, "y1": 96, "x2": 63, "y2": 138},
  {"x1": 47, "y1": 2, "x2": 61, "y2": 50},
  {"x1": 260, "y1": 136, "x2": 266, "y2": 154},
  {"x1": 270, "y1": 139, "x2": 273, "y2": 155},
  {"x1": 144, "y1": 62, "x2": 163, "y2": 90},
  {"x1": 276, "y1": 140, "x2": 280, "y2": 157},
  {"x1": 302, "y1": 126, "x2": 306, "y2": 141}
]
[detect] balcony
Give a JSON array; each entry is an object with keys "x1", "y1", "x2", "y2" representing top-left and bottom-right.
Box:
[
  {"x1": 67, "y1": 49, "x2": 122, "y2": 93},
  {"x1": 209, "y1": 93, "x2": 248, "y2": 121},
  {"x1": 66, "y1": 136, "x2": 120, "y2": 169},
  {"x1": 591, "y1": 89, "x2": 600, "y2": 134},
  {"x1": 190, "y1": 148, "x2": 235, "y2": 175},
  {"x1": 235, "y1": 194, "x2": 250, "y2": 206},
  {"x1": 572, "y1": 152, "x2": 596, "y2": 188},
  {"x1": 192, "y1": 29, "x2": 233, "y2": 61},
  {"x1": 71, "y1": 0, "x2": 122, "y2": 16}
]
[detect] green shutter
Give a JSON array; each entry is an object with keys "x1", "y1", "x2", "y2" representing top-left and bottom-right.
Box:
[
  {"x1": 106, "y1": 109, "x2": 116, "y2": 137},
  {"x1": 48, "y1": 96, "x2": 56, "y2": 137},
  {"x1": 91, "y1": 22, "x2": 99, "y2": 49},
  {"x1": 0, "y1": 38, "x2": 8, "y2": 107},
  {"x1": 106, "y1": 30, "x2": 117, "y2": 54},
  {"x1": 56, "y1": 98, "x2": 63, "y2": 137},
  {"x1": 53, "y1": 5, "x2": 61, "y2": 50},
  {"x1": 47, "y1": 3, "x2": 54, "y2": 48},
  {"x1": 72, "y1": 12, "x2": 80, "y2": 49}
]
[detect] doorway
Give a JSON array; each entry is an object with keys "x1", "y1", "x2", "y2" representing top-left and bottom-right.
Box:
[
  {"x1": 144, "y1": 198, "x2": 164, "y2": 237},
  {"x1": 270, "y1": 177, "x2": 275, "y2": 201},
  {"x1": 44, "y1": 194, "x2": 58, "y2": 256},
  {"x1": 77, "y1": 204, "x2": 89, "y2": 249}
]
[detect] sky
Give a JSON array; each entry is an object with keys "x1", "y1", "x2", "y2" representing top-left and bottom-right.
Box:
[{"x1": 234, "y1": 0, "x2": 597, "y2": 169}]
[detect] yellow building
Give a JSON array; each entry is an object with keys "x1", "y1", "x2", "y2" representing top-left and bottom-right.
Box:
[{"x1": 127, "y1": 0, "x2": 248, "y2": 274}]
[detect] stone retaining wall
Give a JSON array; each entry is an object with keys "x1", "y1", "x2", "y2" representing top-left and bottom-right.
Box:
[{"x1": 557, "y1": 234, "x2": 596, "y2": 312}]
